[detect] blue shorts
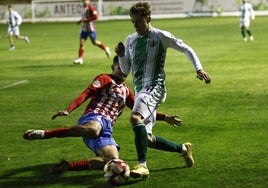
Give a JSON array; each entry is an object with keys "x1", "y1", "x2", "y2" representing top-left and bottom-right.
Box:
[
  {"x1": 80, "y1": 31, "x2": 96, "y2": 42},
  {"x1": 78, "y1": 113, "x2": 120, "y2": 154}
]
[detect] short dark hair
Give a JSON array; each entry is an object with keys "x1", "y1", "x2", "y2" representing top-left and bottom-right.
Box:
[{"x1": 129, "y1": 2, "x2": 151, "y2": 18}]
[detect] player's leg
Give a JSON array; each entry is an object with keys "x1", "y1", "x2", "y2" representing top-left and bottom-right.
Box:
[
  {"x1": 241, "y1": 26, "x2": 247, "y2": 41},
  {"x1": 95, "y1": 145, "x2": 120, "y2": 169},
  {"x1": 79, "y1": 131, "x2": 119, "y2": 171},
  {"x1": 147, "y1": 134, "x2": 194, "y2": 167},
  {"x1": 8, "y1": 28, "x2": 15, "y2": 51},
  {"x1": 245, "y1": 25, "x2": 254, "y2": 41},
  {"x1": 66, "y1": 145, "x2": 119, "y2": 172},
  {"x1": 89, "y1": 31, "x2": 111, "y2": 58},
  {"x1": 23, "y1": 120, "x2": 102, "y2": 140},
  {"x1": 130, "y1": 111, "x2": 148, "y2": 176},
  {"x1": 130, "y1": 86, "x2": 166, "y2": 178},
  {"x1": 49, "y1": 145, "x2": 118, "y2": 174},
  {"x1": 15, "y1": 35, "x2": 30, "y2": 43},
  {"x1": 144, "y1": 111, "x2": 194, "y2": 167},
  {"x1": 49, "y1": 117, "x2": 118, "y2": 174},
  {"x1": 240, "y1": 20, "x2": 248, "y2": 41},
  {"x1": 14, "y1": 26, "x2": 30, "y2": 43},
  {"x1": 146, "y1": 115, "x2": 184, "y2": 154},
  {"x1": 148, "y1": 134, "x2": 183, "y2": 152},
  {"x1": 246, "y1": 29, "x2": 252, "y2": 37},
  {"x1": 73, "y1": 31, "x2": 86, "y2": 64}
]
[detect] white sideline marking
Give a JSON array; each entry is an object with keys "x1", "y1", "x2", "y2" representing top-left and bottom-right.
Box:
[{"x1": 0, "y1": 80, "x2": 28, "y2": 90}]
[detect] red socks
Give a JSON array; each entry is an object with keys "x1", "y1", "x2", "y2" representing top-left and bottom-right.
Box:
[
  {"x1": 44, "y1": 127, "x2": 69, "y2": 139},
  {"x1": 79, "y1": 48, "x2": 84, "y2": 58},
  {"x1": 99, "y1": 43, "x2": 106, "y2": 50},
  {"x1": 68, "y1": 160, "x2": 91, "y2": 171}
]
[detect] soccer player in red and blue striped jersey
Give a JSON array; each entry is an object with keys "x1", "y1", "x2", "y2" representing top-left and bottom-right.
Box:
[
  {"x1": 23, "y1": 56, "x2": 183, "y2": 174},
  {"x1": 73, "y1": 0, "x2": 111, "y2": 65}
]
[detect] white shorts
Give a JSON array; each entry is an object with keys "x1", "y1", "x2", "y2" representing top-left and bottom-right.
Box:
[
  {"x1": 133, "y1": 84, "x2": 166, "y2": 134},
  {"x1": 240, "y1": 19, "x2": 250, "y2": 28},
  {"x1": 8, "y1": 26, "x2": 20, "y2": 36}
]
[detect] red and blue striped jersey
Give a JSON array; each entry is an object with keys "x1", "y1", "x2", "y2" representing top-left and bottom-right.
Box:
[
  {"x1": 80, "y1": 4, "x2": 98, "y2": 32},
  {"x1": 67, "y1": 74, "x2": 134, "y2": 125}
]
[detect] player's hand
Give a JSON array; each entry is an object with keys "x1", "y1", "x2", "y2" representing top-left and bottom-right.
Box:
[
  {"x1": 51, "y1": 110, "x2": 69, "y2": 120},
  {"x1": 115, "y1": 42, "x2": 125, "y2": 57},
  {"x1": 165, "y1": 115, "x2": 183, "y2": 127},
  {"x1": 196, "y1": 69, "x2": 211, "y2": 84}
]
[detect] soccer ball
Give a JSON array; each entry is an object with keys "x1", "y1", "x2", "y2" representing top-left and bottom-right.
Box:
[{"x1": 103, "y1": 159, "x2": 130, "y2": 186}]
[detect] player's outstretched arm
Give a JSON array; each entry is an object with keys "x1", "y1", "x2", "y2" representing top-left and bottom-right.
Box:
[{"x1": 51, "y1": 110, "x2": 69, "y2": 120}]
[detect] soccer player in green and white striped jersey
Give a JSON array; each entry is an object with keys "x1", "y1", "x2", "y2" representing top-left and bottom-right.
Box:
[
  {"x1": 6, "y1": 4, "x2": 30, "y2": 51},
  {"x1": 115, "y1": 2, "x2": 211, "y2": 179},
  {"x1": 239, "y1": 0, "x2": 255, "y2": 42}
]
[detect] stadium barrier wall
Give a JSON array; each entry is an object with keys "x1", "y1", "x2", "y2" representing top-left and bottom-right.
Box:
[{"x1": 0, "y1": 0, "x2": 268, "y2": 23}]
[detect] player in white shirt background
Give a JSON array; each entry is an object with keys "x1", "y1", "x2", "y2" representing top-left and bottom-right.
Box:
[
  {"x1": 239, "y1": 0, "x2": 255, "y2": 42},
  {"x1": 6, "y1": 4, "x2": 30, "y2": 51}
]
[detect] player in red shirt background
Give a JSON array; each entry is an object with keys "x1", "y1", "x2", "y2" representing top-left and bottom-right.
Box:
[{"x1": 73, "y1": 0, "x2": 111, "y2": 64}]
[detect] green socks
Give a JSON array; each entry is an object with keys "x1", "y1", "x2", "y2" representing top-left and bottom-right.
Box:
[
  {"x1": 246, "y1": 29, "x2": 252, "y2": 36},
  {"x1": 149, "y1": 135, "x2": 183, "y2": 153},
  {"x1": 133, "y1": 123, "x2": 148, "y2": 162},
  {"x1": 133, "y1": 124, "x2": 183, "y2": 162}
]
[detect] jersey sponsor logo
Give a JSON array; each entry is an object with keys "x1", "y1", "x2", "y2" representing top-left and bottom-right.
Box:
[
  {"x1": 148, "y1": 40, "x2": 157, "y2": 47},
  {"x1": 92, "y1": 80, "x2": 101, "y2": 88},
  {"x1": 129, "y1": 44, "x2": 133, "y2": 50}
]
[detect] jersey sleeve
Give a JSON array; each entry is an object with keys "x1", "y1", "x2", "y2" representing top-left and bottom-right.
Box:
[
  {"x1": 119, "y1": 36, "x2": 132, "y2": 75},
  {"x1": 250, "y1": 4, "x2": 255, "y2": 19},
  {"x1": 67, "y1": 74, "x2": 111, "y2": 113},
  {"x1": 14, "y1": 11, "x2": 22, "y2": 25},
  {"x1": 160, "y1": 30, "x2": 203, "y2": 71},
  {"x1": 126, "y1": 87, "x2": 135, "y2": 109},
  {"x1": 86, "y1": 5, "x2": 98, "y2": 22},
  {"x1": 156, "y1": 112, "x2": 166, "y2": 121}
]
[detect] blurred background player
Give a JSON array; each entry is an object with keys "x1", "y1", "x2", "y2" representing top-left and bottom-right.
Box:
[
  {"x1": 73, "y1": 0, "x2": 111, "y2": 64},
  {"x1": 23, "y1": 56, "x2": 182, "y2": 174},
  {"x1": 6, "y1": 4, "x2": 30, "y2": 51},
  {"x1": 239, "y1": 0, "x2": 255, "y2": 42}
]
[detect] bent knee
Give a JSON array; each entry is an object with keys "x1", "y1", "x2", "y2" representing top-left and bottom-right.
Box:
[
  {"x1": 130, "y1": 112, "x2": 143, "y2": 125},
  {"x1": 98, "y1": 145, "x2": 119, "y2": 160},
  {"x1": 83, "y1": 122, "x2": 102, "y2": 138}
]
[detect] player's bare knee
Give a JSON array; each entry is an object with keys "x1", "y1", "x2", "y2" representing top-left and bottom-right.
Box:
[
  {"x1": 99, "y1": 145, "x2": 119, "y2": 159},
  {"x1": 83, "y1": 122, "x2": 101, "y2": 138},
  {"x1": 87, "y1": 129, "x2": 98, "y2": 138},
  {"x1": 130, "y1": 112, "x2": 143, "y2": 125}
]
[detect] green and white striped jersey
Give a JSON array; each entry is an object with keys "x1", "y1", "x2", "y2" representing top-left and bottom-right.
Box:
[
  {"x1": 119, "y1": 27, "x2": 203, "y2": 93},
  {"x1": 239, "y1": 2, "x2": 255, "y2": 21}
]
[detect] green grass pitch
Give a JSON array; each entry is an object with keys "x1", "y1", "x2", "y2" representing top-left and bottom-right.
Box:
[{"x1": 0, "y1": 16, "x2": 267, "y2": 188}]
